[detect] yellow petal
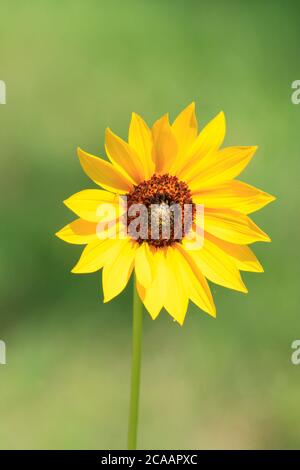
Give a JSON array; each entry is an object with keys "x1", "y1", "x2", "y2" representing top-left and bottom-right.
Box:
[
  {"x1": 77, "y1": 147, "x2": 134, "y2": 193},
  {"x1": 71, "y1": 238, "x2": 118, "y2": 273},
  {"x1": 105, "y1": 128, "x2": 146, "y2": 184},
  {"x1": 188, "y1": 146, "x2": 257, "y2": 191},
  {"x1": 129, "y1": 112, "x2": 155, "y2": 179},
  {"x1": 163, "y1": 247, "x2": 188, "y2": 325},
  {"x1": 204, "y1": 208, "x2": 271, "y2": 244},
  {"x1": 134, "y1": 242, "x2": 154, "y2": 288},
  {"x1": 102, "y1": 239, "x2": 137, "y2": 302},
  {"x1": 170, "y1": 102, "x2": 198, "y2": 173},
  {"x1": 173, "y1": 245, "x2": 216, "y2": 317},
  {"x1": 177, "y1": 111, "x2": 225, "y2": 178},
  {"x1": 193, "y1": 180, "x2": 276, "y2": 214},
  {"x1": 56, "y1": 219, "x2": 98, "y2": 245},
  {"x1": 152, "y1": 114, "x2": 177, "y2": 174},
  {"x1": 205, "y1": 233, "x2": 263, "y2": 272},
  {"x1": 136, "y1": 248, "x2": 165, "y2": 320},
  {"x1": 135, "y1": 278, "x2": 147, "y2": 308},
  {"x1": 181, "y1": 237, "x2": 248, "y2": 293},
  {"x1": 64, "y1": 189, "x2": 121, "y2": 222}
]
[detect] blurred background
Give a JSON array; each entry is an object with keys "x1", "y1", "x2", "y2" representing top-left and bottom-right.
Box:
[{"x1": 0, "y1": 0, "x2": 299, "y2": 449}]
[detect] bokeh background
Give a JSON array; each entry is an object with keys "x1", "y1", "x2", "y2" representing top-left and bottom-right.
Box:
[{"x1": 0, "y1": 0, "x2": 299, "y2": 449}]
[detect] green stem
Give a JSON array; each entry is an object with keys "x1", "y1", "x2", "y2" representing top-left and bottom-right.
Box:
[{"x1": 127, "y1": 276, "x2": 143, "y2": 450}]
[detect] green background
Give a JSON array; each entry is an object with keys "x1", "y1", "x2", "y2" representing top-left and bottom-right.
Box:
[{"x1": 0, "y1": 0, "x2": 299, "y2": 449}]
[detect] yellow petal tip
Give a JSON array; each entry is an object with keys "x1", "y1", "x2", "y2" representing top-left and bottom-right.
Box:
[
  {"x1": 71, "y1": 266, "x2": 81, "y2": 274},
  {"x1": 172, "y1": 317, "x2": 185, "y2": 326},
  {"x1": 217, "y1": 110, "x2": 225, "y2": 120},
  {"x1": 268, "y1": 194, "x2": 276, "y2": 203},
  {"x1": 160, "y1": 112, "x2": 169, "y2": 123},
  {"x1": 206, "y1": 307, "x2": 217, "y2": 318},
  {"x1": 63, "y1": 198, "x2": 71, "y2": 207},
  {"x1": 55, "y1": 229, "x2": 63, "y2": 239},
  {"x1": 263, "y1": 234, "x2": 272, "y2": 242}
]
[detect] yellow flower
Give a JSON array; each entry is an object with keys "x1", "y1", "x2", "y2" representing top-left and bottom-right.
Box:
[{"x1": 56, "y1": 103, "x2": 275, "y2": 325}]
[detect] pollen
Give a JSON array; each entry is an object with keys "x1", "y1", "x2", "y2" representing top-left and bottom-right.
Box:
[{"x1": 126, "y1": 174, "x2": 194, "y2": 247}]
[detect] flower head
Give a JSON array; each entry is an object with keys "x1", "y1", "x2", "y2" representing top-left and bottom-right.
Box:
[{"x1": 56, "y1": 103, "x2": 275, "y2": 325}]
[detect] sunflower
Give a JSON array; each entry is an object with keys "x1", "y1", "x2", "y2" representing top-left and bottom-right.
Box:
[{"x1": 56, "y1": 103, "x2": 275, "y2": 325}]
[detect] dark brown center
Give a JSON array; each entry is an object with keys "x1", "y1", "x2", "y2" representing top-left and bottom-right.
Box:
[{"x1": 125, "y1": 174, "x2": 194, "y2": 247}]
